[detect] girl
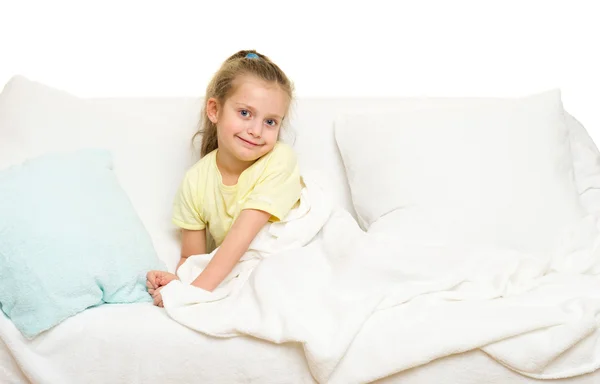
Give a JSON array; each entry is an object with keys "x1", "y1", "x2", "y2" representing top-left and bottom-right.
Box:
[{"x1": 146, "y1": 50, "x2": 301, "y2": 307}]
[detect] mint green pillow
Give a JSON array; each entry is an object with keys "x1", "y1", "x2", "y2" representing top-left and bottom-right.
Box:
[{"x1": 0, "y1": 149, "x2": 165, "y2": 339}]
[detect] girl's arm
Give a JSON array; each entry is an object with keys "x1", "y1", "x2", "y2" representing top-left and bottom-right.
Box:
[
  {"x1": 190, "y1": 209, "x2": 271, "y2": 291},
  {"x1": 176, "y1": 229, "x2": 207, "y2": 273}
]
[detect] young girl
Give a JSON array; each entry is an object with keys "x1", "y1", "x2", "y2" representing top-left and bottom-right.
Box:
[{"x1": 146, "y1": 50, "x2": 301, "y2": 307}]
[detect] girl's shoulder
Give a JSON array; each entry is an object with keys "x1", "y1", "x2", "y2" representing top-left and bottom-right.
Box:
[
  {"x1": 263, "y1": 142, "x2": 297, "y2": 167},
  {"x1": 188, "y1": 149, "x2": 217, "y2": 173},
  {"x1": 181, "y1": 150, "x2": 218, "y2": 186},
  {"x1": 244, "y1": 142, "x2": 299, "y2": 184}
]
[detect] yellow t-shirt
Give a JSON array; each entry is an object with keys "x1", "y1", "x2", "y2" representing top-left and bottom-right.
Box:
[{"x1": 171, "y1": 142, "x2": 302, "y2": 246}]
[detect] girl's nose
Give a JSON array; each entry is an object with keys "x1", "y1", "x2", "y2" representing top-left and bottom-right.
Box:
[{"x1": 248, "y1": 120, "x2": 262, "y2": 137}]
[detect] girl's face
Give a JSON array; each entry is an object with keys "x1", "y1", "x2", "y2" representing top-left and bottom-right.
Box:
[{"x1": 208, "y1": 75, "x2": 289, "y2": 165}]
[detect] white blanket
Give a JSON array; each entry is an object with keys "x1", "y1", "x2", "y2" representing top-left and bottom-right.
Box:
[{"x1": 161, "y1": 173, "x2": 600, "y2": 384}]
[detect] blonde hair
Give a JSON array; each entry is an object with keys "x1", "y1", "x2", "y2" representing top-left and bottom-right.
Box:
[{"x1": 193, "y1": 50, "x2": 295, "y2": 158}]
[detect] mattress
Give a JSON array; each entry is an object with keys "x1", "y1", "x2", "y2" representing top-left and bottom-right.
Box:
[{"x1": 1, "y1": 304, "x2": 599, "y2": 384}]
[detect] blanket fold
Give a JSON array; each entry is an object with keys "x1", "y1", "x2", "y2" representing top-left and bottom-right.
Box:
[{"x1": 161, "y1": 172, "x2": 600, "y2": 384}]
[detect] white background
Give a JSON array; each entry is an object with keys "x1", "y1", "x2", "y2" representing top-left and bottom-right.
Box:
[{"x1": 1, "y1": 0, "x2": 599, "y2": 140}]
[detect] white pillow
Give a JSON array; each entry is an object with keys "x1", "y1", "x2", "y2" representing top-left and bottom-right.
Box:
[{"x1": 334, "y1": 90, "x2": 588, "y2": 254}]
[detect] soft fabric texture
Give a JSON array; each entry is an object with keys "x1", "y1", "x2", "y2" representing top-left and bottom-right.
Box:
[
  {"x1": 9, "y1": 305, "x2": 598, "y2": 384},
  {"x1": 334, "y1": 90, "x2": 587, "y2": 255},
  {"x1": 0, "y1": 149, "x2": 165, "y2": 339},
  {"x1": 0, "y1": 304, "x2": 314, "y2": 384},
  {"x1": 172, "y1": 142, "x2": 302, "y2": 246},
  {"x1": 161, "y1": 172, "x2": 600, "y2": 384}
]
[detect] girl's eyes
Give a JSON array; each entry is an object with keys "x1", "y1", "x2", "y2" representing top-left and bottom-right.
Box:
[{"x1": 239, "y1": 110, "x2": 278, "y2": 127}]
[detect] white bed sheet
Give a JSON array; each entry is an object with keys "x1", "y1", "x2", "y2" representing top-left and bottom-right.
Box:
[{"x1": 1, "y1": 303, "x2": 599, "y2": 384}]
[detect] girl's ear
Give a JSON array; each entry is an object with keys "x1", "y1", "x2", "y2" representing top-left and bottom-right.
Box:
[{"x1": 206, "y1": 98, "x2": 220, "y2": 124}]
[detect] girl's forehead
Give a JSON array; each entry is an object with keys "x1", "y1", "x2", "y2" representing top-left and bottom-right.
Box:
[{"x1": 228, "y1": 76, "x2": 289, "y2": 114}]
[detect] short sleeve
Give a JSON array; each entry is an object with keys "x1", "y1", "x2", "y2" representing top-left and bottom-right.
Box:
[
  {"x1": 242, "y1": 145, "x2": 302, "y2": 221},
  {"x1": 172, "y1": 170, "x2": 206, "y2": 230}
]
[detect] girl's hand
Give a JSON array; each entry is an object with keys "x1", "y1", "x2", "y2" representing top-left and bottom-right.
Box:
[
  {"x1": 146, "y1": 270, "x2": 179, "y2": 305},
  {"x1": 152, "y1": 286, "x2": 165, "y2": 307},
  {"x1": 146, "y1": 270, "x2": 159, "y2": 295}
]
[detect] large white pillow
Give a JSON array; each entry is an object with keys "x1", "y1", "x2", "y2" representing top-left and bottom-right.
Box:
[{"x1": 334, "y1": 90, "x2": 588, "y2": 254}]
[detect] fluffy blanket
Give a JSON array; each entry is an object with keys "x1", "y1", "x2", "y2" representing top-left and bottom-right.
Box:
[{"x1": 161, "y1": 172, "x2": 600, "y2": 384}]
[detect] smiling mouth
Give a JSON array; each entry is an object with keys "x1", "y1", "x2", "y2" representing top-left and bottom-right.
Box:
[{"x1": 237, "y1": 136, "x2": 261, "y2": 146}]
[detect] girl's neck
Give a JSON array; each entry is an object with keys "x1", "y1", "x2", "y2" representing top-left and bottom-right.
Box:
[{"x1": 216, "y1": 148, "x2": 254, "y2": 185}]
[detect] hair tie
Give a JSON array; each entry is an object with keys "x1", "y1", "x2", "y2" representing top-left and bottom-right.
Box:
[{"x1": 245, "y1": 53, "x2": 259, "y2": 59}]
